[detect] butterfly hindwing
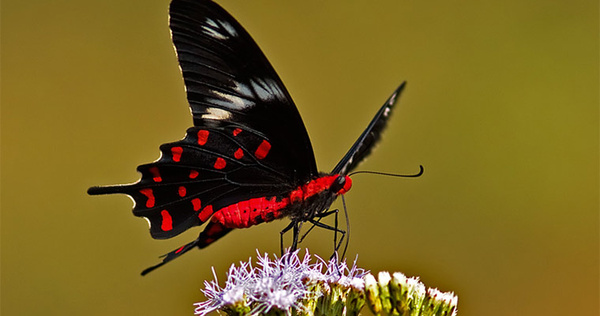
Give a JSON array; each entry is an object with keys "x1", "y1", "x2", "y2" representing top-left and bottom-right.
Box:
[{"x1": 88, "y1": 125, "x2": 296, "y2": 239}]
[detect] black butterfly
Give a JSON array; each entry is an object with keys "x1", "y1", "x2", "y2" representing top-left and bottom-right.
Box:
[{"x1": 88, "y1": 0, "x2": 415, "y2": 275}]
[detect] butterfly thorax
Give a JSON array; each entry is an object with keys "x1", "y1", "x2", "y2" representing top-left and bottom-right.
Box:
[{"x1": 211, "y1": 174, "x2": 351, "y2": 229}]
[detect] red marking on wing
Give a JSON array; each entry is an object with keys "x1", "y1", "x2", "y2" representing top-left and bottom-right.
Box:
[
  {"x1": 232, "y1": 128, "x2": 242, "y2": 136},
  {"x1": 255, "y1": 140, "x2": 271, "y2": 159},
  {"x1": 204, "y1": 221, "x2": 224, "y2": 236},
  {"x1": 192, "y1": 198, "x2": 202, "y2": 211},
  {"x1": 178, "y1": 186, "x2": 187, "y2": 197},
  {"x1": 139, "y1": 188, "x2": 155, "y2": 208},
  {"x1": 199, "y1": 205, "x2": 213, "y2": 222},
  {"x1": 175, "y1": 246, "x2": 185, "y2": 254},
  {"x1": 149, "y1": 167, "x2": 162, "y2": 182},
  {"x1": 171, "y1": 146, "x2": 183, "y2": 162},
  {"x1": 197, "y1": 130, "x2": 209, "y2": 145},
  {"x1": 189, "y1": 170, "x2": 199, "y2": 179},
  {"x1": 160, "y1": 210, "x2": 173, "y2": 231},
  {"x1": 234, "y1": 148, "x2": 244, "y2": 159},
  {"x1": 214, "y1": 157, "x2": 227, "y2": 169}
]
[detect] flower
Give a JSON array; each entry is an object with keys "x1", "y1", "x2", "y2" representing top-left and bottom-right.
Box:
[
  {"x1": 193, "y1": 250, "x2": 458, "y2": 316},
  {"x1": 194, "y1": 249, "x2": 367, "y2": 316}
]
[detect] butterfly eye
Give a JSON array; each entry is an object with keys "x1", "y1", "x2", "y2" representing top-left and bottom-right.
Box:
[{"x1": 331, "y1": 175, "x2": 351, "y2": 194}]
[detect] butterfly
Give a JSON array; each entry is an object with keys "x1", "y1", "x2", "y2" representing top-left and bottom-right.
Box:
[{"x1": 88, "y1": 0, "x2": 415, "y2": 275}]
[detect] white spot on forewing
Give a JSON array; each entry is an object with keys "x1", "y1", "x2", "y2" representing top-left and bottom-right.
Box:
[
  {"x1": 250, "y1": 77, "x2": 284, "y2": 101},
  {"x1": 250, "y1": 78, "x2": 272, "y2": 100},
  {"x1": 205, "y1": 18, "x2": 218, "y2": 28},
  {"x1": 201, "y1": 25, "x2": 227, "y2": 40},
  {"x1": 201, "y1": 107, "x2": 232, "y2": 120},
  {"x1": 384, "y1": 107, "x2": 391, "y2": 117},
  {"x1": 219, "y1": 20, "x2": 238, "y2": 37},
  {"x1": 212, "y1": 90, "x2": 252, "y2": 109},
  {"x1": 234, "y1": 81, "x2": 253, "y2": 98}
]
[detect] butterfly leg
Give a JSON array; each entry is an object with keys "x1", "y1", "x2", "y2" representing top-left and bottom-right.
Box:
[
  {"x1": 280, "y1": 221, "x2": 302, "y2": 255},
  {"x1": 306, "y1": 218, "x2": 347, "y2": 257},
  {"x1": 280, "y1": 221, "x2": 295, "y2": 255},
  {"x1": 299, "y1": 209, "x2": 339, "y2": 243}
]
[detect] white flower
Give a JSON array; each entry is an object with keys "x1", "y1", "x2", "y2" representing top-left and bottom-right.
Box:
[{"x1": 194, "y1": 249, "x2": 367, "y2": 315}]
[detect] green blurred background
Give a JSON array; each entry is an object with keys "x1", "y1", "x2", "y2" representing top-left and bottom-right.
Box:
[{"x1": 2, "y1": 0, "x2": 598, "y2": 315}]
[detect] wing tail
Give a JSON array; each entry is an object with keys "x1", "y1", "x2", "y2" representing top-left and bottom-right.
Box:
[
  {"x1": 140, "y1": 222, "x2": 233, "y2": 275},
  {"x1": 141, "y1": 238, "x2": 200, "y2": 276}
]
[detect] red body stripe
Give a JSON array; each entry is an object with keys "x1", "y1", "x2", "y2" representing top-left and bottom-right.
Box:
[
  {"x1": 197, "y1": 130, "x2": 209, "y2": 145},
  {"x1": 178, "y1": 186, "x2": 186, "y2": 197},
  {"x1": 189, "y1": 170, "x2": 199, "y2": 179},
  {"x1": 255, "y1": 140, "x2": 271, "y2": 159},
  {"x1": 161, "y1": 210, "x2": 173, "y2": 231},
  {"x1": 213, "y1": 196, "x2": 288, "y2": 229},
  {"x1": 210, "y1": 175, "x2": 349, "y2": 229},
  {"x1": 214, "y1": 157, "x2": 227, "y2": 169},
  {"x1": 149, "y1": 167, "x2": 162, "y2": 182},
  {"x1": 234, "y1": 148, "x2": 244, "y2": 159},
  {"x1": 171, "y1": 146, "x2": 183, "y2": 162},
  {"x1": 192, "y1": 198, "x2": 202, "y2": 211},
  {"x1": 199, "y1": 205, "x2": 213, "y2": 222},
  {"x1": 139, "y1": 188, "x2": 155, "y2": 208},
  {"x1": 232, "y1": 128, "x2": 242, "y2": 136}
]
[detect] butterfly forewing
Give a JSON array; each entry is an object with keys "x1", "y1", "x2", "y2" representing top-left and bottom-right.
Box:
[
  {"x1": 332, "y1": 82, "x2": 406, "y2": 175},
  {"x1": 170, "y1": 0, "x2": 318, "y2": 183}
]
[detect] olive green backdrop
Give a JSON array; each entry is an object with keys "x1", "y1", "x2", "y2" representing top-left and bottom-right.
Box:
[{"x1": 2, "y1": 0, "x2": 598, "y2": 315}]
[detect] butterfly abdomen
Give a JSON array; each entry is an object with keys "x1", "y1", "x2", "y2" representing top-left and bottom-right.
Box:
[
  {"x1": 212, "y1": 175, "x2": 350, "y2": 228},
  {"x1": 212, "y1": 196, "x2": 289, "y2": 228}
]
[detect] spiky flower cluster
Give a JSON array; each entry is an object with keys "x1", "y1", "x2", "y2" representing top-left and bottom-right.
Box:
[{"x1": 193, "y1": 249, "x2": 367, "y2": 316}]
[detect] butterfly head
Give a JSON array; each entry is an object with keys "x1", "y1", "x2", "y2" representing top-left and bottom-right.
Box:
[{"x1": 331, "y1": 175, "x2": 352, "y2": 195}]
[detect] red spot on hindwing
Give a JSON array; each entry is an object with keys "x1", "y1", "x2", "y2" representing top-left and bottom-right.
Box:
[
  {"x1": 189, "y1": 170, "x2": 199, "y2": 179},
  {"x1": 160, "y1": 210, "x2": 173, "y2": 231},
  {"x1": 234, "y1": 148, "x2": 244, "y2": 159},
  {"x1": 197, "y1": 130, "x2": 209, "y2": 145},
  {"x1": 149, "y1": 167, "x2": 162, "y2": 182},
  {"x1": 178, "y1": 186, "x2": 186, "y2": 197},
  {"x1": 171, "y1": 146, "x2": 183, "y2": 162},
  {"x1": 199, "y1": 205, "x2": 213, "y2": 222},
  {"x1": 232, "y1": 128, "x2": 242, "y2": 136},
  {"x1": 175, "y1": 246, "x2": 185, "y2": 254},
  {"x1": 255, "y1": 140, "x2": 271, "y2": 159},
  {"x1": 214, "y1": 157, "x2": 226, "y2": 169},
  {"x1": 139, "y1": 188, "x2": 155, "y2": 208},
  {"x1": 192, "y1": 198, "x2": 202, "y2": 211}
]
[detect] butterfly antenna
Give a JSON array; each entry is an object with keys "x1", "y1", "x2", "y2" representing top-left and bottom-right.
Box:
[{"x1": 348, "y1": 165, "x2": 424, "y2": 178}]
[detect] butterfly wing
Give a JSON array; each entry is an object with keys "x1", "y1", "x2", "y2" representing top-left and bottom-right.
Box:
[
  {"x1": 89, "y1": 0, "x2": 318, "y2": 249},
  {"x1": 332, "y1": 82, "x2": 407, "y2": 175},
  {"x1": 170, "y1": 0, "x2": 317, "y2": 181},
  {"x1": 88, "y1": 125, "x2": 298, "y2": 239}
]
